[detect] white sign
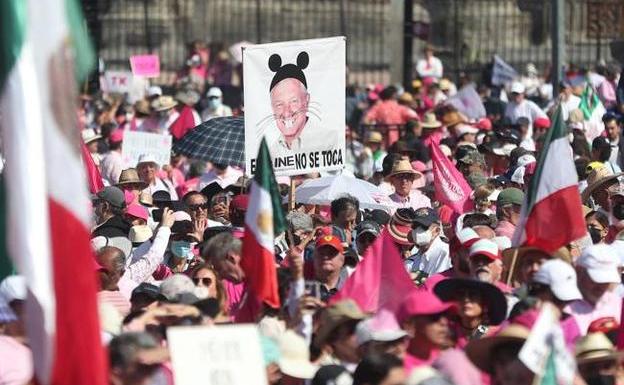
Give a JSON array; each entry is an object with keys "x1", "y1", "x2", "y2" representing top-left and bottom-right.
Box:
[
  {"x1": 491, "y1": 55, "x2": 518, "y2": 86},
  {"x1": 102, "y1": 71, "x2": 134, "y2": 94},
  {"x1": 243, "y1": 36, "x2": 346, "y2": 176},
  {"x1": 167, "y1": 325, "x2": 267, "y2": 385},
  {"x1": 445, "y1": 84, "x2": 486, "y2": 120},
  {"x1": 121, "y1": 131, "x2": 172, "y2": 167}
]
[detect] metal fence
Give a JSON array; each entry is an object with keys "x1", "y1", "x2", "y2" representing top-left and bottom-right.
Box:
[{"x1": 82, "y1": 0, "x2": 623, "y2": 87}]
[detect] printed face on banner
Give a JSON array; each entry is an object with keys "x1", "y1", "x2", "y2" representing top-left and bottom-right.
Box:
[{"x1": 244, "y1": 37, "x2": 346, "y2": 176}]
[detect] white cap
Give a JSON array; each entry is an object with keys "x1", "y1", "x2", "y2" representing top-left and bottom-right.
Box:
[
  {"x1": 207, "y1": 87, "x2": 223, "y2": 97},
  {"x1": 439, "y1": 144, "x2": 452, "y2": 158},
  {"x1": 455, "y1": 124, "x2": 479, "y2": 137},
  {"x1": 147, "y1": 86, "x2": 163, "y2": 97},
  {"x1": 137, "y1": 154, "x2": 159, "y2": 167},
  {"x1": 277, "y1": 330, "x2": 319, "y2": 379},
  {"x1": 0, "y1": 275, "x2": 27, "y2": 303},
  {"x1": 81, "y1": 128, "x2": 102, "y2": 144},
  {"x1": 517, "y1": 154, "x2": 537, "y2": 167},
  {"x1": 576, "y1": 244, "x2": 621, "y2": 284},
  {"x1": 491, "y1": 236, "x2": 511, "y2": 251},
  {"x1": 469, "y1": 239, "x2": 501, "y2": 261},
  {"x1": 533, "y1": 259, "x2": 582, "y2": 301},
  {"x1": 355, "y1": 308, "x2": 408, "y2": 346},
  {"x1": 511, "y1": 82, "x2": 526, "y2": 94}
]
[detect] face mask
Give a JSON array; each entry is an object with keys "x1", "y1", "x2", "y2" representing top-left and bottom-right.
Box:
[
  {"x1": 588, "y1": 226, "x2": 603, "y2": 244},
  {"x1": 171, "y1": 240, "x2": 193, "y2": 259},
  {"x1": 412, "y1": 228, "x2": 432, "y2": 247},
  {"x1": 208, "y1": 98, "x2": 222, "y2": 109},
  {"x1": 612, "y1": 202, "x2": 624, "y2": 220}
]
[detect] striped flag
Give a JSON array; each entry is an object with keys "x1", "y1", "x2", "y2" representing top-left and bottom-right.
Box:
[
  {"x1": 512, "y1": 107, "x2": 586, "y2": 252},
  {"x1": 241, "y1": 138, "x2": 286, "y2": 310},
  {"x1": 0, "y1": 1, "x2": 107, "y2": 384}
]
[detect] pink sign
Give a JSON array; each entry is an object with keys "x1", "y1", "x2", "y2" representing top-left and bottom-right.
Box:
[{"x1": 129, "y1": 54, "x2": 160, "y2": 77}]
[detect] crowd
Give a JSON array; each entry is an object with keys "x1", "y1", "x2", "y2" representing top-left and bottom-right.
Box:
[{"x1": 2, "y1": 41, "x2": 624, "y2": 385}]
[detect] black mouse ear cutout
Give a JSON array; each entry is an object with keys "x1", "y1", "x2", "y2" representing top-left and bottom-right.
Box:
[
  {"x1": 268, "y1": 54, "x2": 282, "y2": 72},
  {"x1": 296, "y1": 52, "x2": 309, "y2": 70}
]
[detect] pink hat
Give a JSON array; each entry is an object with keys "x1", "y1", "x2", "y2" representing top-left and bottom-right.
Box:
[
  {"x1": 475, "y1": 118, "x2": 492, "y2": 131},
  {"x1": 126, "y1": 203, "x2": 149, "y2": 221},
  {"x1": 397, "y1": 289, "x2": 453, "y2": 323},
  {"x1": 109, "y1": 129, "x2": 124, "y2": 143},
  {"x1": 468, "y1": 239, "x2": 501, "y2": 261},
  {"x1": 368, "y1": 91, "x2": 379, "y2": 101}
]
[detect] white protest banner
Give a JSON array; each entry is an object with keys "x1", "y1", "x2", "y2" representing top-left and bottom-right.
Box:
[
  {"x1": 121, "y1": 131, "x2": 172, "y2": 167},
  {"x1": 243, "y1": 36, "x2": 346, "y2": 176},
  {"x1": 445, "y1": 84, "x2": 486, "y2": 120},
  {"x1": 491, "y1": 55, "x2": 518, "y2": 86},
  {"x1": 167, "y1": 325, "x2": 267, "y2": 385},
  {"x1": 102, "y1": 70, "x2": 133, "y2": 94}
]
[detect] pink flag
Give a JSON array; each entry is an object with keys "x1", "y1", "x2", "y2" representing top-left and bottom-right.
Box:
[
  {"x1": 80, "y1": 142, "x2": 104, "y2": 193},
  {"x1": 330, "y1": 230, "x2": 417, "y2": 313},
  {"x1": 429, "y1": 142, "x2": 473, "y2": 214}
]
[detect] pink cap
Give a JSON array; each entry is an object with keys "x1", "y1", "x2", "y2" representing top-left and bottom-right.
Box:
[
  {"x1": 534, "y1": 117, "x2": 551, "y2": 129},
  {"x1": 368, "y1": 91, "x2": 379, "y2": 101},
  {"x1": 475, "y1": 118, "x2": 492, "y2": 131},
  {"x1": 397, "y1": 289, "x2": 453, "y2": 323},
  {"x1": 126, "y1": 203, "x2": 149, "y2": 221},
  {"x1": 109, "y1": 129, "x2": 124, "y2": 143}
]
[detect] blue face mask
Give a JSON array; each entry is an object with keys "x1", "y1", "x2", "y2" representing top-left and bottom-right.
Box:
[
  {"x1": 208, "y1": 98, "x2": 222, "y2": 109},
  {"x1": 171, "y1": 240, "x2": 193, "y2": 259}
]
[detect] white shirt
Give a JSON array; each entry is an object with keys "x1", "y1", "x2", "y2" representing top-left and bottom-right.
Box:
[
  {"x1": 404, "y1": 236, "x2": 451, "y2": 276},
  {"x1": 201, "y1": 104, "x2": 233, "y2": 121},
  {"x1": 144, "y1": 178, "x2": 179, "y2": 200},
  {"x1": 416, "y1": 56, "x2": 443, "y2": 79},
  {"x1": 198, "y1": 166, "x2": 243, "y2": 190},
  {"x1": 504, "y1": 99, "x2": 548, "y2": 138},
  {"x1": 561, "y1": 94, "x2": 581, "y2": 121},
  {"x1": 100, "y1": 150, "x2": 125, "y2": 185},
  {"x1": 609, "y1": 137, "x2": 621, "y2": 170}
]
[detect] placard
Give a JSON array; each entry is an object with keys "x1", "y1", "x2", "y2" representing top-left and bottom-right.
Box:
[
  {"x1": 121, "y1": 131, "x2": 172, "y2": 167},
  {"x1": 130, "y1": 54, "x2": 161, "y2": 77},
  {"x1": 243, "y1": 37, "x2": 346, "y2": 176},
  {"x1": 167, "y1": 325, "x2": 267, "y2": 385},
  {"x1": 102, "y1": 71, "x2": 133, "y2": 94}
]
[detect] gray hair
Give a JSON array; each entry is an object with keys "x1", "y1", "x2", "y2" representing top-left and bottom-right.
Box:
[
  {"x1": 109, "y1": 332, "x2": 158, "y2": 370},
  {"x1": 201, "y1": 232, "x2": 242, "y2": 262},
  {"x1": 286, "y1": 211, "x2": 313, "y2": 232}
]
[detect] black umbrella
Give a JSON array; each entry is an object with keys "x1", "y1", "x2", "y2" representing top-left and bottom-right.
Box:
[{"x1": 173, "y1": 116, "x2": 245, "y2": 167}]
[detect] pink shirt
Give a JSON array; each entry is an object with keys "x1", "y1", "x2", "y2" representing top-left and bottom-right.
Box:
[
  {"x1": 389, "y1": 190, "x2": 432, "y2": 212},
  {"x1": 223, "y1": 279, "x2": 246, "y2": 316},
  {"x1": 0, "y1": 336, "x2": 33, "y2": 385},
  {"x1": 404, "y1": 350, "x2": 440, "y2": 375},
  {"x1": 495, "y1": 220, "x2": 516, "y2": 240},
  {"x1": 566, "y1": 290, "x2": 622, "y2": 335}
]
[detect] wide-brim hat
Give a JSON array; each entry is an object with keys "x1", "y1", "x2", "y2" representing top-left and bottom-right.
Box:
[
  {"x1": 581, "y1": 167, "x2": 623, "y2": 203},
  {"x1": 421, "y1": 112, "x2": 443, "y2": 129},
  {"x1": 175, "y1": 89, "x2": 201, "y2": 106},
  {"x1": 433, "y1": 278, "x2": 507, "y2": 325},
  {"x1": 465, "y1": 324, "x2": 530, "y2": 374},
  {"x1": 441, "y1": 110, "x2": 465, "y2": 128},
  {"x1": 314, "y1": 299, "x2": 366, "y2": 348},
  {"x1": 116, "y1": 168, "x2": 148, "y2": 190},
  {"x1": 387, "y1": 159, "x2": 420, "y2": 179},
  {"x1": 388, "y1": 211, "x2": 414, "y2": 246},
  {"x1": 151, "y1": 95, "x2": 178, "y2": 112}
]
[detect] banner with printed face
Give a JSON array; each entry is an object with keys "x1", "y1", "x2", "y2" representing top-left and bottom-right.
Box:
[{"x1": 243, "y1": 37, "x2": 346, "y2": 176}]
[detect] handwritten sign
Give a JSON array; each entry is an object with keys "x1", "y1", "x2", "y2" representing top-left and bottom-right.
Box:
[
  {"x1": 129, "y1": 54, "x2": 160, "y2": 77},
  {"x1": 121, "y1": 131, "x2": 172, "y2": 167},
  {"x1": 167, "y1": 325, "x2": 267, "y2": 385},
  {"x1": 103, "y1": 71, "x2": 133, "y2": 94}
]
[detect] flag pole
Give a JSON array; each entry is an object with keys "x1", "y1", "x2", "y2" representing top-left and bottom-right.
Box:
[
  {"x1": 288, "y1": 178, "x2": 296, "y2": 212},
  {"x1": 506, "y1": 247, "x2": 520, "y2": 286}
]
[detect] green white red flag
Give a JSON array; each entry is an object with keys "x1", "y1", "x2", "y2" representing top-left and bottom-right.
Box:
[
  {"x1": 0, "y1": 0, "x2": 107, "y2": 384},
  {"x1": 512, "y1": 106, "x2": 586, "y2": 252},
  {"x1": 241, "y1": 138, "x2": 286, "y2": 310}
]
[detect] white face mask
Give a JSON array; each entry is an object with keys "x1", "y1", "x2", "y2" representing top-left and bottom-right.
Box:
[{"x1": 412, "y1": 228, "x2": 433, "y2": 247}]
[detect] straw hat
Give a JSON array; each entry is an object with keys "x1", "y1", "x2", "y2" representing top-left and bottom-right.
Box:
[
  {"x1": 151, "y1": 95, "x2": 178, "y2": 112},
  {"x1": 134, "y1": 99, "x2": 151, "y2": 115},
  {"x1": 314, "y1": 299, "x2": 366, "y2": 348},
  {"x1": 465, "y1": 323, "x2": 530, "y2": 373},
  {"x1": 367, "y1": 131, "x2": 383, "y2": 143},
  {"x1": 576, "y1": 332, "x2": 622, "y2": 365},
  {"x1": 388, "y1": 209, "x2": 415, "y2": 246},
  {"x1": 441, "y1": 110, "x2": 465, "y2": 128},
  {"x1": 399, "y1": 92, "x2": 414, "y2": 103},
  {"x1": 387, "y1": 159, "x2": 420, "y2": 179},
  {"x1": 581, "y1": 166, "x2": 623, "y2": 203},
  {"x1": 421, "y1": 111, "x2": 442, "y2": 129},
  {"x1": 175, "y1": 89, "x2": 201, "y2": 106},
  {"x1": 116, "y1": 169, "x2": 148, "y2": 190}
]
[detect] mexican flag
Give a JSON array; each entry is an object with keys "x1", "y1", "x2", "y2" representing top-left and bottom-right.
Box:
[
  {"x1": 578, "y1": 82, "x2": 606, "y2": 122},
  {"x1": 0, "y1": 1, "x2": 107, "y2": 384},
  {"x1": 512, "y1": 106, "x2": 586, "y2": 252},
  {"x1": 241, "y1": 138, "x2": 286, "y2": 310}
]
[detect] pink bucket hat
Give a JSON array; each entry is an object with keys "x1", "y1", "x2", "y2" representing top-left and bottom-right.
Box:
[
  {"x1": 109, "y1": 129, "x2": 124, "y2": 144},
  {"x1": 397, "y1": 289, "x2": 453, "y2": 323},
  {"x1": 126, "y1": 203, "x2": 149, "y2": 222}
]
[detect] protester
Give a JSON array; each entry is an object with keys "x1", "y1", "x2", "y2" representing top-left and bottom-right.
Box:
[
  {"x1": 404, "y1": 208, "x2": 450, "y2": 283},
  {"x1": 415, "y1": 45, "x2": 443, "y2": 80},
  {"x1": 137, "y1": 154, "x2": 179, "y2": 200},
  {"x1": 100, "y1": 129, "x2": 125, "y2": 185},
  {"x1": 387, "y1": 159, "x2": 431, "y2": 211},
  {"x1": 201, "y1": 87, "x2": 233, "y2": 121}
]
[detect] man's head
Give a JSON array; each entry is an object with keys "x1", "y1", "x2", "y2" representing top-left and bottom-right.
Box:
[
  {"x1": 96, "y1": 246, "x2": 127, "y2": 291},
  {"x1": 516, "y1": 248, "x2": 552, "y2": 284},
  {"x1": 458, "y1": 150, "x2": 486, "y2": 177},
  {"x1": 93, "y1": 186, "x2": 126, "y2": 224},
  {"x1": 468, "y1": 239, "x2": 503, "y2": 284},
  {"x1": 286, "y1": 211, "x2": 314, "y2": 248},
  {"x1": 109, "y1": 332, "x2": 164, "y2": 385},
  {"x1": 352, "y1": 353, "x2": 405, "y2": 385},
  {"x1": 331, "y1": 195, "x2": 359, "y2": 241},
  {"x1": 575, "y1": 244, "x2": 620, "y2": 305},
  {"x1": 313, "y1": 235, "x2": 345, "y2": 281},
  {"x1": 183, "y1": 191, "x2": 209, "y2": 222},
  {"x1": 603, "y1": 114, "x2": 621, "y2": 142},
  {"x1": 355, "y1": 221, "x2": 381, "y2": 256},
  {"x1": 398, "y1": 290, "x2": 452, "y2": 350},
  {"x1": 591, "y1": 136, "x2": 612, "y2": 163},
  {"x1": 496, "y1": 188, "x2": 524, "y2": 224},
  {"x1": 388, "y1": 160, "x2": 419, "y2": 197},
  {"x1": 315, "y1": 300, "x2": 366, "y2": 364},
  {"x1": 510, "y1": 82, "x2": 525, "y2": 103},
  {"x1": 450, "y1": 227, "x2": 480, "y2": 276},
  {"x1": 407, "y1": 208, "x2": 441, "y2": 250},
  {"x1": 531, "y1": 259, "x2": 582, "y2": 309},
  {"x1": 229, "y1": 194, "x2": 249, "y2": 227},
  {"x1": 201, "y1": 232, "x2": 244, "y2": 283},
  {"x1": 136, "y1": 155, "x2": 159, "y2": 185}
]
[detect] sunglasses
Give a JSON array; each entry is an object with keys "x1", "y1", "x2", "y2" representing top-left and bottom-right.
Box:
[
  {"x1": 188, "y1": 203, "x2": 209, "y2": 211},
  {"x1": 193, "y1": 277, "x2": 213, "y2": 286}
]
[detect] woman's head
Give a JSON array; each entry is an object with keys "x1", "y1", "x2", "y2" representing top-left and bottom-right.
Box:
[{"x1": 190, "y1": 263, "x2": 227, "y2": 312}]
